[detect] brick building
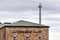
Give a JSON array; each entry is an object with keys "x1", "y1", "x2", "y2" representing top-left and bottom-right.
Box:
[
  {"x1": 0, "y1": 4, "x2": 49, "y2": 40},
  {"x1": 0, "y1": 20, "x2": 49, "y2": 40}
]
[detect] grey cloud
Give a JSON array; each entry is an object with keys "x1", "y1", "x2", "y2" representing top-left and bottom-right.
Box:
[
  {"x1": 42, "y1": 1, "x2": 60, "y2": 13},
  {"x1": 42, "y1": 18, "x2": 60, "y2": 21},
  {"x1": 0, "y1": 0, "x2": 40, "y2": 12},
  {"x1": 0, "y1": 10, "x2": 39, "y2": 22},
  {"x1": 0, "y1": 1, "x2": 60, "y2": 40}
]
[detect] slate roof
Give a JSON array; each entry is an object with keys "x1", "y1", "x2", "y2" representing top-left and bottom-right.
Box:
[
  {"x1": 0, "y1": 20, "x2": 49, "y2": 28},
  {"x1": 12, "y1": 20, "x2": 45, "y2": 26}
]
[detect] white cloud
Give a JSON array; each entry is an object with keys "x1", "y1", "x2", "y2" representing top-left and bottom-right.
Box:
[
  {"x1": 0, "y1": 0, "x2": 60, "y2": 40},
  {"x1": 49, "y1": 26, "x2": 60, "y2": 40}
]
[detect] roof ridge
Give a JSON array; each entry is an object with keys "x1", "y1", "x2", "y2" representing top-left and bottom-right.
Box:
[{"x1": 13, "y1": 20, "x2": 39, "y2": 25}]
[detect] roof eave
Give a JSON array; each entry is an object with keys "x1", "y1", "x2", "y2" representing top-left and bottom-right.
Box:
[{"x1": 4, "y1": 25, "x2": 49, "y2": 28}]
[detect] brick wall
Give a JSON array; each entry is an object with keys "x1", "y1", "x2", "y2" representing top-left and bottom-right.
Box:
[
  {"x1": 5, "y1": 27, "x2": 49, "y2": 40},
  {"x1": 0, "y1": 28, "x2": 5, "y2": 40}
]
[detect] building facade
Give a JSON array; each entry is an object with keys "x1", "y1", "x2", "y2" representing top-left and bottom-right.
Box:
[{"x1": 0, "y1": 20, "x2": 49, "y2": 40}]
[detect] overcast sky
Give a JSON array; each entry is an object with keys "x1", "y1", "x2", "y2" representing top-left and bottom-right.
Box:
[{"x1": 0, "y1": 0, "x2": 60, "y2": 40}]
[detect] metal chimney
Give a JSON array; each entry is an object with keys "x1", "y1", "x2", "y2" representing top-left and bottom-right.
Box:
[{"x1": 38, "y1": 3, "x2": 42, "y2": 25}]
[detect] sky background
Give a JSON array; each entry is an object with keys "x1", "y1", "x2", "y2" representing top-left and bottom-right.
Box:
[{"x1": 0, "y1": 0, "x2": 60, "y2": 40}]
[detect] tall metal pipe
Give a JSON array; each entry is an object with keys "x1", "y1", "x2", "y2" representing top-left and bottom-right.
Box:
[{"x1": 38, "y1": 3, "x2": 42, "y2": 25}]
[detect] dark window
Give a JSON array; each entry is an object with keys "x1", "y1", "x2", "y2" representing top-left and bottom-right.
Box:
[
  {"x1": 26, "y1": 28, "x2": 30, "y2": 40},
  {"x1": 39, "y1": 36, "x2": 41, "y2": 40},
  {"x1": 26, "y1": 32, "x2": 29, "y2": 40},
  {"x1": 38, "y1": 30, "x2": 42, "y2": 40},
  {"x1": 14, "y1": 37, "x2": 16, "y2": 40},
  {"x1": 38, "y1": 34, "x2": 42, "y2": 40},
  {"x1": 13, "y1": 33, "x2": 16, "y2": 40},
  {"x1": 26, "y1": 36, "x2": 29, "y2": 40}
]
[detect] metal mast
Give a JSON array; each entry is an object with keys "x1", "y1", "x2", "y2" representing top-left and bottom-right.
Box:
[{"x1": 38, "y1": 3, "x2": 42, "y2": 25}]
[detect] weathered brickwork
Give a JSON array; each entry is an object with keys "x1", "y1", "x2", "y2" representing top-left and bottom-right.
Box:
[
  {"x1": 0, "y1": 26, "x2": 49, "y2": 40},
  {"x1": 0, "y1": 29, "x2": 1, "y2": 40},
  {"x1": 42, "y1": 28, "x2": 49, "y2": 40},
  {"x1": 5, "y1": 27, "x2": 49, "y2": 40},
  {"x1": 0, "y1": 28, "x2": 5, "y2": 40}
]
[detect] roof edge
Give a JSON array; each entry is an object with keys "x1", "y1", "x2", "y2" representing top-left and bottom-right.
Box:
[{"x1": 0, "y1": 26, "x2": 49, "y2": 29}]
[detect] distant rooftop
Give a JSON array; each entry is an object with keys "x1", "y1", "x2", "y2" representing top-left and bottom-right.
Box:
[{"x1": 0, "y1": 20, "x2": 49, "y2": 28}]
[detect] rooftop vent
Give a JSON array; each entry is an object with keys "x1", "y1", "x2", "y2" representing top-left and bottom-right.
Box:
[{"x1": 4, "y1": 22, "x2": 11, "y2": 24}]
